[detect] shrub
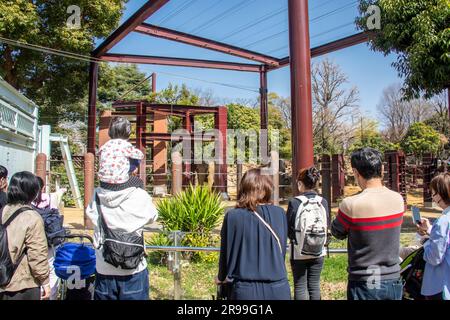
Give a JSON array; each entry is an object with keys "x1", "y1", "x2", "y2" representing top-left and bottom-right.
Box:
[
  {"x1": 155, "y1": 185, "x2": 225, "y2": 262},
  {"x1": 156, "y1": 184, "x2": 224, "y2": 234}
]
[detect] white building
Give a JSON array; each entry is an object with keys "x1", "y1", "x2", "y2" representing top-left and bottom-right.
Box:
[{"x1": 0, "y1": 76, "x2": 39, "y2": 176}]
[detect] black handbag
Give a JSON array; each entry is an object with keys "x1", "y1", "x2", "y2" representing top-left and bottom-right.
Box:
[{"x1": 216, "y1": 282, "x2": 231, "y2": 300}]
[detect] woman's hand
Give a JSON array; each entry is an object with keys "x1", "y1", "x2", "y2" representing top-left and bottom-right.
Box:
[
  {"x1": 214, "y1": 276, "x2": 224, "y2": 285},
  {"x1": 41, "y1": 284, "x2": 51, "y2": 300},
  {"x1": 417, "y1": 218, "x2": 431, "y2": 236}
]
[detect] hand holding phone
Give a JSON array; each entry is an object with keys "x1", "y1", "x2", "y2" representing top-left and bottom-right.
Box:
[{"x1": 412, "y1": 206, "x2": 421, "y2": 225}]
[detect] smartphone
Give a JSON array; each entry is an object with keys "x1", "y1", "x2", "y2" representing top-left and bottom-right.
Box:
[{"x1": 412, "y1": 206, "x2": 421, "y2": 225}]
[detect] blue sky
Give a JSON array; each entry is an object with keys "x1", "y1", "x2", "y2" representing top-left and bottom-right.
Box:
[{"x1": 96, "y1": 0, "x2": 402, "y2": 119}]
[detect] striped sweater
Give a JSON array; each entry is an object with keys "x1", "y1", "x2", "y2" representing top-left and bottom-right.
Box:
[{"x1": 331, "y1": 186, "x2": 405, "y2": 281}]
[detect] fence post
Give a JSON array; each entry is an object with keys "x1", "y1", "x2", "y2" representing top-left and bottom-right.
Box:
[
  {"x1": 423, "y1": 153, "x2": 436, "y2": 207},
  {"x1": 84, "y1": 153, "x2": 95, "y2": 229},
  {"x1": 384, "y1": 150, "x2": 407, "y2": 203},
  {"x1": 208, "y1": 161, "x2": 215, "y2": 190},
  {"x1": 172, "y1": 151, "x2": 182, "y2": 195},
  {"x1": 332, "y1": 154, "x2": 345, "y2": 203},
  {"x1": 321, "y1": 154, "x2": 332, "y2": 213},
  {"x1": 35, "y1": 153, "x2": 47, "y2": 187},
  {"x1": 173, "y1": 231, "x2": 182, "y2": 300},
  {"x1": 271, "y1": 151, "x2": 280, "y2": 206},
  {"x1": 236, "y1": 163, "x2": 243, "y2": 195}
]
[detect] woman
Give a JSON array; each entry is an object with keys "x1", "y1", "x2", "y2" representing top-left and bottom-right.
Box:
[
  {"x1": 417, "y1": 172, "x2": 450, "y2": 300},
  {"x1": 217, "y1": 168, "x2": 290, "y2": 300},
  {"x1": 32, "y1": 176, "x2": 60, "y2": 300},
  {"x1": 286, "y1": 166, "x2": 330, "y2": 300},
  {"x1": 0, "y1": 171, "x2": 50, "y2": 300}
]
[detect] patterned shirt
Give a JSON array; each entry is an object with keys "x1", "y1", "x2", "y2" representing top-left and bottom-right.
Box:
[{"x1": 98, "y1": 139, "x2": 144, "y2": 184}]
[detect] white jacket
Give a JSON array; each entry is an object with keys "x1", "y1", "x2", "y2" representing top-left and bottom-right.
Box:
[{"x1": 86, "y1": 187, "x2": 158, "y2": 276}]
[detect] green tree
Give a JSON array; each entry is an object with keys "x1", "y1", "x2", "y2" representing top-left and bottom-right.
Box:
[
  {"x1": 349, "y1": 118, "x2": 399, "y2": 153},
  {"x1": 400, "y1": 122, "x2": 441, "y2": 156},
  {"x1": 357, "y1": 0, "x2": 450, "y2": 99},
  {"x1": 0, "y1": 0, "x2": 128, "y2": 124},
  {"x1": 226, "y1": 103, "x2": 260, "y2": 130},
  {"x1": 98, "y1": 63, "x2": 153, "y2": 107},
  {"x1": 156, "y1": 83, "x2": 200, "y2": 131}
]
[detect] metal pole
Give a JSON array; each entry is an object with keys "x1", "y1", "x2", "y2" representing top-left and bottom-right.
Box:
[
  {"x1": 151, "y1": 72, "x2": 157, "y2": 93},
  {"x1": 84, "y1": 153, "x2": 95, "y2": 229},
  {"x1": 288, "y1": 0, "x2": 314, "y2": 195},
  {"x1": 87, "y1": 62, "x2": 99, "y2": 154},
  {"x1": 260, "y1": 67, "x2": 268, "y2": 130},
  {"x1": 173, "y1": 231, "x2": 182, "y2": 300}
]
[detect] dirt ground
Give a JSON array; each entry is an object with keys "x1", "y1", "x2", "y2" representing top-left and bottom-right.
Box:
[{"x1": 62, "y1": 184, "x2": 442, "y2": 235}]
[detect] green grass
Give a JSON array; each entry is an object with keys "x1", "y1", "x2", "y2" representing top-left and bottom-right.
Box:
[
  {"x1": 148, "y1": 252, "x2": 349, "y2": 300},
  {"x1": 147, "y1": 232, "x2": 420, "y2": 300}
]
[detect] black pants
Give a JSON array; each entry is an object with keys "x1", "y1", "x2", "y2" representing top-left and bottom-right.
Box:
[
  {"x1": 0, "y1": 287, "x2": 41, "y2": 300},
  {"x1": 290, "y1": 257, "x2": 324, "y2": 300},
  {"x1": 425, "y1": 292, "x2": 443, "y2": 300}
]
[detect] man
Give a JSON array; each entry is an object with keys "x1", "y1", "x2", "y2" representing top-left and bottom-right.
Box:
[
  {"x1": 0, "y1": 165, "x2": 8, "y2": 209},
  {"x1": 331, "y1": 147, "x2": 405, "y2": 300},
  {"x1": 86, "y1": 182, "x2": 157, "y2": 300}
]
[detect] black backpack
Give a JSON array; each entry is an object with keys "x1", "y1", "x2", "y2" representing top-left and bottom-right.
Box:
[
  {"x1": 34, "y1": 206, "x2": 66, "y2": 246},
  {"x1": 95, "y1": 194, "x2": 146, "y2": 269},
  {"x1": 0, "y1": 207, "x2": 32, "y2": 287}
]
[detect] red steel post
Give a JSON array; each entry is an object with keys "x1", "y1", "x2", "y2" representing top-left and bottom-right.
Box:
[
  {"x1": 288, "y1": 0, "x2": 314, "y2": 195},
  {"x1": 151, "y1": 73, "x2": 157, "y2": 93},
  {"x1": 88, "y1": 62, "x2": 99, "y2": 154},
  {"x1": 35, "y1": 153, "x2": 47, "y2": 186},
  {"x1": 260, "y1": 66, "x2": 269, "y2": 130},
  {"x1": 84, "y1": 153, "x2": 95, "y2": 229},
  {"x1": 214, "y1": 106, "x2": 228, "y2": 196}
]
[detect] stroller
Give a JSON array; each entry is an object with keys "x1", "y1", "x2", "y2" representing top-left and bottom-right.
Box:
[
  {"x1": 400, "y1": 246, "x2": 426, "y2": 300},
  {"x1": 53, "y1": 234, "x2": 96, "y2": 300}
]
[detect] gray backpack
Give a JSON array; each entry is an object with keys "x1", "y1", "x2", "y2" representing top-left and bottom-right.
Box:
[{"x1": 291, "y1": 195, "x2": 327, "y2": 260}]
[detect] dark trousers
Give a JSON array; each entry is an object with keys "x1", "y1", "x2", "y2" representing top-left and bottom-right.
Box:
[
  {"x1": 425, "y1": 292, "x2": 443, "y2": 300},
  {"x1": 230, "y1": 278, "x2": 291, "y2": 300},
  {"x1": 0, "y1": 287, "x2": 41, "y2": 300},
  {"x1": 347, "y1": 278, "x2": 404, "y2": 300},
  {"x1": 291, "y1": 257, "x2": 324, "y2": 300},
  {"x1": 94, "y1": 269, "x2": 149, "y2": 300}
]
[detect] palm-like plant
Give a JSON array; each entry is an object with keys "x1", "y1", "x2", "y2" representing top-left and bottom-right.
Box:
[{"x1": 156, "y1": 184, "x2": 225, "y2": 235}]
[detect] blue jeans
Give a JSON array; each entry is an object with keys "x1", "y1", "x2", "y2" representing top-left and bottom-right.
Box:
[
  {"x1": 94, "y1": 269, "x2": 149, "y2": 300},
  {"x1": 347, "y1": 278, "x2": 404, "y2": 300}
]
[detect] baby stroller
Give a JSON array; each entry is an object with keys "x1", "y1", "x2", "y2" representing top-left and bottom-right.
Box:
[
  {"x1": 53, "y1": 234, "x2": 96, "y2": 300},
  {"x1": 400, "y1": 246, "x2": 426, "y2": 300}
]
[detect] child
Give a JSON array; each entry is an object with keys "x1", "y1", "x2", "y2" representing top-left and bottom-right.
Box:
[{"x1": 98, "y1": 116, "x2": 145, "y2": 190}]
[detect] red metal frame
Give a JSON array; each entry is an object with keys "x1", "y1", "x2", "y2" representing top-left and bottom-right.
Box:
[
  {"x1": 288, "y1": 0, "x2": 314, "y2": 194},
  {"x1": 92, "y1": 0, "x2": 169, "y2": 57},
  {"x1": 88, "y1": 0, "x2": 372, "y2": 194},
  {"x1": 274, "y1": 32, "x2": 370, "y2": 70},
  {"x1": 101, "y1": 53, "x2": 262, "y2": 72},
  {"x1": 135, "y1": 23, "x2": 280, "y2": 66}
]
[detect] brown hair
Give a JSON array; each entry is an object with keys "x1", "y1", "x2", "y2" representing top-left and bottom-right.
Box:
[
  {"x1": 297, "y1": 166, "x2": 321, "y2": 190},
  {"x1": 236, "y1": 168, "x2": 273, "y2": 211},
  {"x1": 430, "y1": 173, "x2": 450, "y2": 205}
]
